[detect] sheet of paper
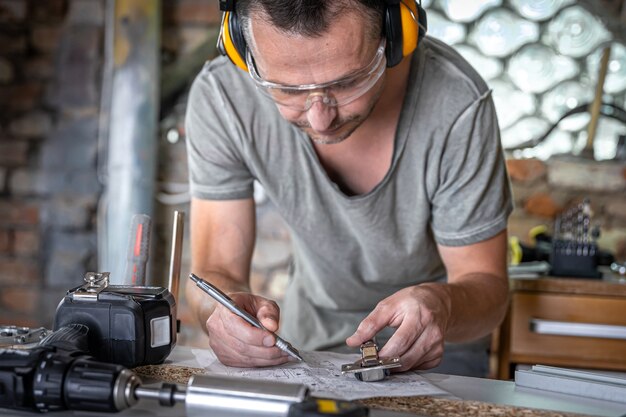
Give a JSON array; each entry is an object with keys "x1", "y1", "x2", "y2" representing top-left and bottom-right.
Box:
[{"x1": 191, "y1": 348, "x2": 451, "y2": 401}]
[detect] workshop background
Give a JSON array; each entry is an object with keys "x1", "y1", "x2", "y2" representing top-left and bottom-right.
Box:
[{"x1": 0, "y1": 0, "x2": 625, "y2": 351}]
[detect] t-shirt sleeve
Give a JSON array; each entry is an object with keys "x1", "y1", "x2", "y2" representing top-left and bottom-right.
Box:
[
  {"x1": 430, "y1": 90, "x2": 513, "y2": 247},
  {"x1": 184, "y1": 68, "x2": 254, "y2": 200}
]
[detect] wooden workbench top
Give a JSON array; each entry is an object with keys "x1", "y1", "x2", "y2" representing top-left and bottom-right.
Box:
[{"x1": 511, "y1": 276, "x2": 626, "y2": 297}]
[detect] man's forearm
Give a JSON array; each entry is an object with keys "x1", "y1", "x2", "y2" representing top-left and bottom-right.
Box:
[{"x1": 420, "y1": 272, "x2": 509, "y2": 343}]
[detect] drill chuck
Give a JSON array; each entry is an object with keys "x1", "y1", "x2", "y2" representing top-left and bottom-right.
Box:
[
  {"x1": 0, "y1": 345, "x2": 141, "y2": 413},
  {"x1": 63, "y1": 359, "x2": 141, "y2": 412}
]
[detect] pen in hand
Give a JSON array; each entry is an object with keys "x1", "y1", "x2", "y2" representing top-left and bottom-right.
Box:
[{"x1": 188, "y1": 273, "x2": 304, "y2": 362}]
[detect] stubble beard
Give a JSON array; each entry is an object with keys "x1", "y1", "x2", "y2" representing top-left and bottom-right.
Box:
[
  {"x1": 295, "y1": 84, "x2": 384, "y2": 146},
  {"x1": 307, "y1": 115, "x2": 363, "y2": 145}
]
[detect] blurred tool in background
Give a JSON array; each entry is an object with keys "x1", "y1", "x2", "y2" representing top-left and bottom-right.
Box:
[
  {"x1": 508, "y1": 199, "x2": 615, "y2": 279},
  {"x1": 124, "y1": 213, "x2": 152, "y2": 286}
]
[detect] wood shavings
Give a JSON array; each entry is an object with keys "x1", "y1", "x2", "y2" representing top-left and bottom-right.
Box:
[
  {"x1": 132, "y1": 364, "x2": 205, "y2": 385},
  {"x1": 357, "y1": 396, "x2": 589, "y2": 417}
]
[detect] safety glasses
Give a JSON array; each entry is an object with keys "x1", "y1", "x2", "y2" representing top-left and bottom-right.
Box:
[{"x1": 246, "y1": 39, "x2": 387, "y2": 112}]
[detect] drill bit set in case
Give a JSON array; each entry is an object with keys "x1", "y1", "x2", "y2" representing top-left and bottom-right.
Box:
[{"x1": 550, "y1": 199, "x2": 602, "y2": 279}]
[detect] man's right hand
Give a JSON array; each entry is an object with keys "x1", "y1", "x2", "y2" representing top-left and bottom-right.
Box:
[{"x1": 206, "y1": 292, "x2": 291, "y2": 367}]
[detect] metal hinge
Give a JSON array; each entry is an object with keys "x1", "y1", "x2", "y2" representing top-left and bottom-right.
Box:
[{"x1": 341, "y1": 339, "x2": 401, "y2": 382}]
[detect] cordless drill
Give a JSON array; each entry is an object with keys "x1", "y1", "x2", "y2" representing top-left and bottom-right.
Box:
[
  {"x1": 0, "y1": 324, "x2": 141, "y2": 413},
  {"x1": 0, "y1": 324, "x2": 369, "y2": 416}
]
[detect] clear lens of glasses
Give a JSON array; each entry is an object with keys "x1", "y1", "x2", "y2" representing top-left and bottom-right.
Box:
[
  {"x1": 455, "y1": 45, "x2": 503, "y2": 81},
  {"x1": 469, "y1": 9, "x2": 539, "y2": 57},
  {"x1": 490, "y1": 79, "x2": 537, "y2": 129},
  {"x1": 509, "y1": 0, "x2": 574, "y2": 21},
  {"x1": 545, "y1": 6, "x2": 611, "y2": 58},
  {"x1": 439, "y1": 0, "x2": 502, "y2": 22},
  {"x1": 246, "y1": 40, "x2": 386, "y2": 111},
  {"x1": 586, "y1": 43, "x2": 626, "y2": 94},
  {"x1": 428, "y1": 10, "x2": 466, "y2": 45},
  {"x1": 508, "y1": 44, "x2": 578, "y2": 93}
]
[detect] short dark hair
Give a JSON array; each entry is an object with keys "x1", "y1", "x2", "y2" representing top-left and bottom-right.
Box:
[{"x1": 237, "y1": 0, "x2": 385, "y2": 42}]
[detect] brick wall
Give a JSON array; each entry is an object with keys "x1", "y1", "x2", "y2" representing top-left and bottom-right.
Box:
[
  {"x1": 0, "y1": 0, "x2": 104, "y2": 327},
  {"x1": 507, "y1": 157, "x2": 626, "y2": 260},
  {"x1": 0, "y1": 0, "x2": 221, "y2": 329}
]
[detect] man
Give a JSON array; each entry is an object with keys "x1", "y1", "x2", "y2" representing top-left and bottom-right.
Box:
[{"x1": 185, "y1": 0, "x2": 512, "y2": 376}]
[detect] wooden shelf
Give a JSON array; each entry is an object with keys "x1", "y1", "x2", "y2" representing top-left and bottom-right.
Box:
[{"x1": 491, "y1": 276, "x2": 626, "y2": 380}]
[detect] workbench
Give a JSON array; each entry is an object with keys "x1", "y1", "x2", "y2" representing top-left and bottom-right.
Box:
[
  {"x1": 492, "y1": 275, "x2": 626, "y2": 380},
  {"x1": 7, "y1": 345, "x2": 623, "y2": 417}
]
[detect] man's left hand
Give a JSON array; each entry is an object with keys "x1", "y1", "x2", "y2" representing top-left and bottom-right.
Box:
[{"x1": 345, "y1": 284, "x2": 450, "y2": 372}]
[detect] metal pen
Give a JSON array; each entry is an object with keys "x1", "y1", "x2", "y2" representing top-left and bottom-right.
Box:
[{"x1": 189, "y1": 273, "x2": 303, "y2": 361}]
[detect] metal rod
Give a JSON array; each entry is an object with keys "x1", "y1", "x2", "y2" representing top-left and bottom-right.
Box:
[
  {"x1": 134, "y1": 386, "x2": 187, "y2": 403},
  {"x1": 583, "y1": 45, "x2": 612, "y2": 158},
  {"x1": 100, "y1": 0, "x2": 162, "y2": 284},
  {"x1": 530, "y1": 319, "x2": 626, "y2": 340},
  {"x1": 168, "y1": 211, "x2": 185, "y2": 300}
]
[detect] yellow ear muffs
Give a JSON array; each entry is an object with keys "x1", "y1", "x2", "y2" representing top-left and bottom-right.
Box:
[
  {"x1": 385, "y1": 0, "x2": 427, "y2": 67},
  {"x1": 400, "y1": 1, "x2": 420, "y2": 58},
  {"x1": 218, "y1": 10, "x2": 248, "y2": 71}
]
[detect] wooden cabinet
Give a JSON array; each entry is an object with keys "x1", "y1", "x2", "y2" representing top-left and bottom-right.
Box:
[{"x1": 491, "y1": 277, "x2": 626, "y2": 380}]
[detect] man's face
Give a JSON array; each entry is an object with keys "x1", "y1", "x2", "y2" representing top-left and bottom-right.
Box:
[{"x1": 248, "y1": 11, "x2": 386, "y2": 145}]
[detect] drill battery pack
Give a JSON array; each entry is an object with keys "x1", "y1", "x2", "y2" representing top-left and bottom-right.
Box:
[{"x1": 54, "y1": 272, "x2": 177, "y2": 368}]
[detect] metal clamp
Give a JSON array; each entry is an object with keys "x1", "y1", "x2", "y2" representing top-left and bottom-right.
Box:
[
  {"x1": 71, "y1": 272, "x2": 111, "y2": 301},
  {"x1": 0, "y1": 326, "x2": 50, "y2": 347},
  {"x1": 341, "y1": 340, "x2": 401, "y2": 382}
]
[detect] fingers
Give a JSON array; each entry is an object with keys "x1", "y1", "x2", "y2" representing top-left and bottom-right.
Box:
[
  {"x1": 396, "y1": 342, "x2": 444, "y2": 372},
  {"x1": 387, "y1": 323, "x2": 445, "y2": 372},
  {"x1": 207, "y1": 294, "x2": 289, "y2": 367},
  {"x1": 232, "y1": 293, "x2": 281, "y2": 332},
  {"x1": 377, "y1": 313, "x2": 420, "y2": 358},
  {"x1": 347, "y1": 286, "x2": 448, "y2": 373},
  {"x1": 346, "y1": 301, "x2": 396, "y2": 347},
  {"x1": 255, "y1": 298, "x2": 281, "y2": 332},
  {"x1": 208, "y1": 312, "x2": 289, "y2": 367}
]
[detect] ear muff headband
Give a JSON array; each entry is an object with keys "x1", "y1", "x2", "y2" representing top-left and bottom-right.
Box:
[{"x1": 219, "y1": 1, "x2": 427, "y2": 71}]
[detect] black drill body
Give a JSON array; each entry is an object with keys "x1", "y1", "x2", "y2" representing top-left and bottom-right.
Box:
[{"x1": 0, "y1": 324, "x2": 139, "y2": 413}]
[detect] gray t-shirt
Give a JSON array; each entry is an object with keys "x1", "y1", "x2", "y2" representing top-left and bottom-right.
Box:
[{"x1": 186, "y1": 36, "x2": 513, "y2": 351}]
